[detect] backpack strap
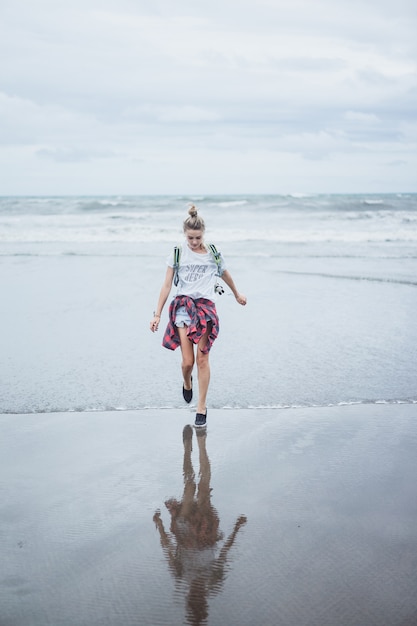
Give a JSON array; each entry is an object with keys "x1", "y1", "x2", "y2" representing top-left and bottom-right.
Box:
[
  {"x1": 207, "y1": 243, "x2": 222, "y2": 277},
  {"x1": 173, "y1": 243, "x2": 222, "y2": 287},
  {"x1": 173, "y1": 245, "x2": 181, "y2": 286}
]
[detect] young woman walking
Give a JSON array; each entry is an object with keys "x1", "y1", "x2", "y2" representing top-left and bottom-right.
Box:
[{"x1": 150, "y1": 204, "x2": 247, "y2": 427}]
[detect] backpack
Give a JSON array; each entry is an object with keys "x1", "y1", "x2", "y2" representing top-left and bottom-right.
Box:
[{"x1": 173, "y1": 243, "x2": 223, "y2": 287}]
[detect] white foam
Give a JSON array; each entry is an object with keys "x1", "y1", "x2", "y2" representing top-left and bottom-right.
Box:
[{"x1": 1, "y1": 195, "x2": 416, "y2": 250}]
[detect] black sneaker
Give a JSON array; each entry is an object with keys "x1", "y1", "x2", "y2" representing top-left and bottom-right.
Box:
[
  {"x1": 182, "y1": 376, "x2": 193, "y2": 403},
  {"x1": 195, "y1": 410, "x2": 207, "y2": 428}
]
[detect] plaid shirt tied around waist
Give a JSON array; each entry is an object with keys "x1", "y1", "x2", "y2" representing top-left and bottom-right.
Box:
[{"x1": 162, "y1": 296, "x2": 219, "y2": 354}]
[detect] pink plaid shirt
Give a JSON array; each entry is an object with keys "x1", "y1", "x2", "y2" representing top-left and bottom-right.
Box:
[{"x1": 162, "y1": 296, "x2": 219, "y2": 354}]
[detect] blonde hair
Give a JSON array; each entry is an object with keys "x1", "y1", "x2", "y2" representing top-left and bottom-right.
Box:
[{"x1": 183, "y1": 204, "x2": 205, "y2": 232}]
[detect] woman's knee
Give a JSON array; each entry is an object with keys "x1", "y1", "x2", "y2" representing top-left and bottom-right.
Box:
[
  {"x1": 196, "y1": 352, "x2": 210, "y2": 370},
  {"x1": 182, "y1": 354, "x2": 195, "y2": 370}
]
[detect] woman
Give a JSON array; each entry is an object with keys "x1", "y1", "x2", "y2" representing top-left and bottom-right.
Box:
[{"x1": 150, "y1": 204, "x2": 247, "y2": 427}]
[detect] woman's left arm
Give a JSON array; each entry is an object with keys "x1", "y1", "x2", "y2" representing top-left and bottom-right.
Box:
[{"x1": 221, "y1": 270, "x2": 247, "y2": 305}]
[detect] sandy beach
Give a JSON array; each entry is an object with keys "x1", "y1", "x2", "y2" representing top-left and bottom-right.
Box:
[
  {"x1": 1, "y1": 194, "x2": 417, "y2": 624},
  {"x1": 1, "y1": 403, "x2": 417, "y2": 625},
  {"x1": 1, "y1": 250, "x2": 417, "y2": 414}
]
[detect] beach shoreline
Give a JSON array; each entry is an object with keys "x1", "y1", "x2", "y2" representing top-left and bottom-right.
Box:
[
  {"x1": 1, "y1": 194, "x2": 417, "y2": 623},
  {"x1": 1, "y1": 250, "x2": 417, "y2": 414},
  {"x1": 2, "y1": 403, "x2": 416, "y2": 625}
]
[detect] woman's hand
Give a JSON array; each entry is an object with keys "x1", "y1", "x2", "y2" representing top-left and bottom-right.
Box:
[
  {"x1": 221, "y1": 271, "x2": 247, "y2": 306},
  {"x1": 150, "y1": 315, "x2": 160, "y2": 332},
  {"x1": 235, "y1": 293, "x2": 247, "y2": 306}
]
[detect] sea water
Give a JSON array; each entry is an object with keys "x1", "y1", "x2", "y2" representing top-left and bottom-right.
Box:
[{"x1": 1, "y1": 194, "x2": 416, "y2": 413}]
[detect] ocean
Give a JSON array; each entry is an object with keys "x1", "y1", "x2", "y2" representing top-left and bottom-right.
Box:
[{"x1": 1, "y1": 193, "x2": 416, "y2": 413}]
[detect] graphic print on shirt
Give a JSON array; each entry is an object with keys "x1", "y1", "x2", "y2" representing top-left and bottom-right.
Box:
[{"x1": 183, "y1": 264, "x2": 209, "y2": 282}]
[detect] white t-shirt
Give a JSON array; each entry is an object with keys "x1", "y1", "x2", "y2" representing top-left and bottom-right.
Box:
[{"x1": 166, "y1": 242, "x2": 226, "y2": 302}]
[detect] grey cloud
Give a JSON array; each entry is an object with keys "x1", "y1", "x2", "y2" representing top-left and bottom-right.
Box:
[
  {"x1": 36, "y1": 147, "x2": 117, "y2": 163},
  {"x1": 386, "y1": 160, "x2": 407, "y2": 167},
  {"x1": 0, "y1": 0, "x2": 416, "y2": 193}
]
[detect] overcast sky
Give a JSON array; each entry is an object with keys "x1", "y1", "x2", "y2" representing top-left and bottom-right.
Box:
[{"x1": 1, "y1": 0, "x2": 416, "y2": 195}]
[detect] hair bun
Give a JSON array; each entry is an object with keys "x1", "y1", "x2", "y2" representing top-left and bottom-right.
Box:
[{"x1": 183, "y1": 203, "x2": 205, "y2": 233}]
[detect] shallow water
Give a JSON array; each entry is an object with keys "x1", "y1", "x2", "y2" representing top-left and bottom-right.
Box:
[
  {"x1": 1, "y1": 193, "x2": 417, "y2": 413},
  {"x1": 1, "y1": 405, "x2": 416, "y2": 625},
  {"x1": 0, "y1": 251, "x2": 416, "y2": 413}
]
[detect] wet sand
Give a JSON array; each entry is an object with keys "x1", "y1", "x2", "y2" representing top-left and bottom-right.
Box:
[{"x1": 1, "y1": 403, "x2": 417, "y2": 626}]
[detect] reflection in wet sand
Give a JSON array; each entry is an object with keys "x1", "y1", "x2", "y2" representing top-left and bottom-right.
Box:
[{"x1": 153, "y1": 425, "x2": 247, "y2": 625}]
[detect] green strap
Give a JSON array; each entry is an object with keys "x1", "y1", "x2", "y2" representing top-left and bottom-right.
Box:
[
  {"x1": 207, "y1": 243, "x2": 222, "y2": 276},
  {"x1": 173, "y1": 245, "x2": 181, "y2": 286}
]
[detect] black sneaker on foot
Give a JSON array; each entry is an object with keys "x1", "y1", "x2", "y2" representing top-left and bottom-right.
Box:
[
  {"x1": 182, "y1": 376, "x2": 193, "y2": 403},
  {"x1": 195, "y1": 410, "x2": 207, "y2": 427}
]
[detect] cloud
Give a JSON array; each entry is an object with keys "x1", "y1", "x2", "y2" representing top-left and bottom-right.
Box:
[
  {"x1": 122, "y1": 104, "x2": 221, "y2": 123},
  {"x1": 0, "y1": 0, "x2": 416, "y2": 193},
  {"x1": 36, "y1": 147, "x2": 117, "y2": 163},
  {"x1": 386, "y1": 160, "x2": 407, "y2": 167}
]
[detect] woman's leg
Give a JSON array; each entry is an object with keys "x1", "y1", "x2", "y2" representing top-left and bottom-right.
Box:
[
  {"x1": 195, "y1": 324, "x2": 211, "y2": 415},
  {"x1": 177, "y1": 326, "x2": 194, "y2": 390}
]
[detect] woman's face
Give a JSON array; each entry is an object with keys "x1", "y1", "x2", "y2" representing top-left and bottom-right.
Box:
[{"x1": 185, "y1": 229, "x2": 204, "y2": 252}]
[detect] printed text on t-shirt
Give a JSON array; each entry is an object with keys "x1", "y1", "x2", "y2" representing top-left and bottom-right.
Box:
[{"x1": 184, "y1": 264, "x2": 208, "y2": 282}]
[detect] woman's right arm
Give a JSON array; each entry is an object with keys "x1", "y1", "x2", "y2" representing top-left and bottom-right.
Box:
[{"x1": 150, "y1": 266, "x2": 175, "y2": 332}]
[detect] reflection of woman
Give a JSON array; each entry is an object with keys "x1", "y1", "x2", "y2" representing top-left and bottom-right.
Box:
[
  {"x1": 153, "y1": 426, "x2": 247, "y2": 626},
  {"x1": 149, "y1": 204, "x2": 246, "y2": 428}
]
